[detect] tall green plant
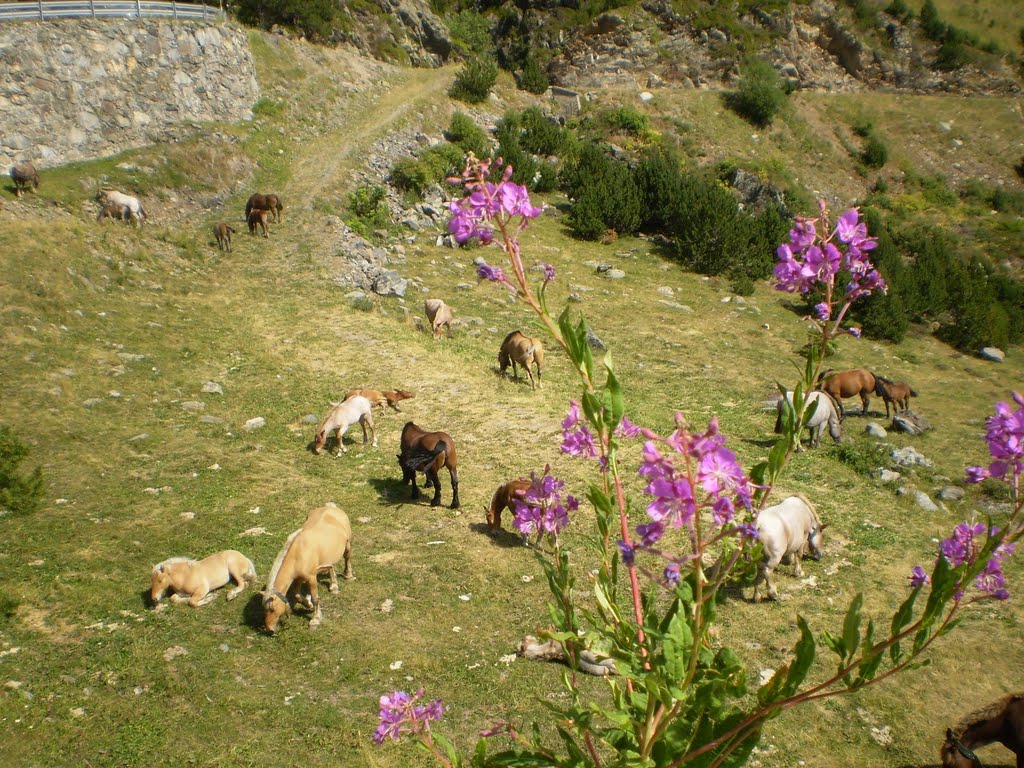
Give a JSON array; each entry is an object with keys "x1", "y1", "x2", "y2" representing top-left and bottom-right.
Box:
[
  {"x1": 371, "y1": 163, "x2": 1024, "y2": 767},
  {"x1": 0, "y1": 426, "x2": 44, "y2": 518},
  {"x1": 449, "y1": 56, "x2": 499, "y2": 104},
  {"x1": 725, "y1": 57, "x2": 787, "y2": 128}
]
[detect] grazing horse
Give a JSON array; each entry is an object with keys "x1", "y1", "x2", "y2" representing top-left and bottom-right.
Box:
[
  {"x1": 398, "y1": 421, "x2": 460, "y2": 509},
  {"x1": 213, "y1": 222, "x2": 236, "y2": 252},
  {"x1": 751, "y1": 494, "x2": 826, "y2": 601},
  {"x1": 817, "y1": 368, "x2": 878, "y2": 415},
  {"x1": 941, "y1": 692, "x2": 1024, "y2": 768},
  {"x1": 97, "y1": 204, "x2": 128, "y2": 223},
  {"x1": 261, "y1": 503, "x2": 353, "y2": 633},
  {"x1": 247, "y1": 207, "x2": 269, "y2": 237},
  {"x1": 96, "y1": 189, "x2": 146, "y2": 225},
  {"x1": 150, "y1": 550, "x2": 256, "y2": 608},
  {"x1": 486, "y1": 478, "x2": 532, "y2": 533},
  {"x1": 10, "y1": 162, "x2": 39, "y2": 197},
  {"x1": 245, "y1": 192, "x2": 283, "y2": 223},
  {"x1": 342, "y1": 388, "x2": 414, "y2": 413},
  {"x1": 498, "y1": 330, "x2": 544, "y2": 390},
  {"x1": 775, "y1": 390, "x2": 843, "y2": 451},
  {"x1": 424, "y1": 298, "x2": 454, "y2": 339},
  {"x1": 875, "y1": 376, "x2": 918, "y2": 419},
  {"x1": 313, "y1": 395, "x2": 377, "y2": 455}
]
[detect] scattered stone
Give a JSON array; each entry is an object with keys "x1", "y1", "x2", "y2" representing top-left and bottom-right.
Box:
[
  {"x1": 658, "y1": 300, "x2": 692, "y2": 312},
  {"x1": 83, "y1": 398, "x2": 103, "y2": 408},
  {"x1": 892, "y1": 412, "x2": 931, "y2": 435},
  {"x1": 240, "y1": 526, "x2": 269, "y2": 537},
  {"x1": 179, "y1": 512, "x2": 195, "y2": 521},
  {"x1": 871, "y1": 725, "x2": 893, "y2": 748},
  {"x1": 979, "y1": 346, "x2": 1005, "y2": 362},
  {"x1": 243, "y1": 417, "x2": 266, "y2": 431},
  {"x1": 128, "y1": 433, "x2": 149, "y2": 442},
  {"x1": 70, "y1": 707, "x2": 86, "y2": 718},
  {"x1": 865, "y1": 423, "x2": 887, "y2": 438},
  {"x1": 219, "y1": 644, "x2": 230, "y2": 653},
  {"x1": 199, "y1": 415, "x2": 224, "y2": 425},
  {"x1": 202, "y1": 382, "x2": 223, "y2": 395},
  {"x1": 913, "y1": 491, "x2": 939, "y2": 512},
  {"x1": 389, "y1": 660, "x2": 403, "y2": 670},
  {"x1": 372, "y1": 270, "x2": 408, "y2": 298},
  {"x1": 5, "y1": 681, "x2": 21, "y2": 690},
  {"x1": 657, "y1": 286, "x2": 674, "y2": 296},
  {"x1": 459, "y1": 593, "x2": 472, "y2": 601},
  {"x1": 604, "y1": 269, "x2": 627, "y2": 279},
  {"x1": 938, "y1": 486, "x2": 965, "y2": 502},
  {"x1": 163, "y1": 646, "x2": 188, "y2": 661},
  {"x1": 302, "y1": 414, "x2": 319, "y2": 424},
  {"x1": 638, "y1": 91, "x2": 654, "y2": 103},
  {"x1": 878, "y1": 469, "x2": 902, "y2": 483},
  {"x1": 380, "y1": 599, "x2": 394, "y2": 614},
  {"x1": 586, "y1": 329, "x2": 607, "y2": 350},
  {"x1": 181, "y1": 401, "x2": 205, "y2": 411},
  {"x1": 759, "y1": 668, "x2": 776, "y2": 686},
  {"x1": 890, "y1": 446, "x2": 931, "y2": 467}
]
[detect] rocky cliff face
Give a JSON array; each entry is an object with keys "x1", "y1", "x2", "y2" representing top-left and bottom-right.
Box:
[
  {"x1": 331, "y1": 0, "x2": 453, "y2": 67},
  {"x1": 0, "y1": 19, "x2": 259, "y2": 168}
]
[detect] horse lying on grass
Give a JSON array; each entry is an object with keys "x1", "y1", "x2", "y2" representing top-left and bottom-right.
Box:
[
  {"x1": 342, "y1": 388, "x2": 413, "y2": 413},
  {"x1": 10, "y1": 162, "x2": 39, "y2": 197},
  {"x1": 213, "y1": 222, "x2": 236, "y2": 252},
  {"x1": 875, "y1": 376, "x2": 918, "y2": 419},
  {"x1": 398, "y1": 421, "x2": 459, "y2": 509},
  {"x1": 519, "y1": 635, "x2": 619, "y2": 676},
  {"x1": 498, "y1": 330, "x2": 544, "y2": 390},
  {"x1": 774, "y1": 390, "x2": 843, "y2": 451},
  {"x1": 314, "y1": 395, "x2": 377, "y2": 455},
  {"x1": 96, "y1": 188, "x2": 146, "y2": 225},
  {"x1": 817, "y1": 368, "x2": 878, "y2": 415},
  {"x1": 941, "y1": 692, "x2": 1024, "y2": 767},
  {"x1": 261, "y1": 503, "x2": 353, "y2": 633},
  {"x1": 150, "y1": 550, "x2": 256, "y2": 608},
  {"x1": 486, "y1": 478, "x2": 531, "y2": 534},
  {"x1": 751, "y1": 494, "x2": 825, "y2": 602},
  {"x1": 245, "y1": 192, "x2": 283, "y2": 223}
]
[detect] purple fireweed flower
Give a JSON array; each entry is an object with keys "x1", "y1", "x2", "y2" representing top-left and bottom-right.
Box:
[
  {"x1": 477, "y1": 262, "x2": 505, "y2": 282},
  {"x1": 846, "y1": 327, "x2": 862, "y2": 338},
  {"x1": 712, "y1": 496, "x2": 736, "y2": 527},
  {"x1": 616, "y1": 416, "x2": 642, "y2": 438},
  {"x1": 965, "y1": 466, "x2": 990, "y2": 484},
  {"x1": 645, "y1": 477, "x2": 697, "y2": 528},
  {"x1": 815, "y1": 302, "x2": 831, "y2": 321},
  {"x1": 617, "y1": 540, "x2": 636, "y2": 565},
  {"x1": 562, "y1": 400, "x2": 581, "y2": 430},
  {"x1": 636, "y1": 520, "x2": 666, "y2": 547},
  {"x1": 373, "y1": 689, "x2": 443, "y2": 745},
  {"x1": 664, "y1": 562, "x2": 681, "y2": 587},
  {"x1": 736, "y1": 522, "x2": 759, "y2": 540},
  {"x1": 979, "y1": 395, "x2": 1024, "y2": 481},
  {"x1": 447, "y1": 158, "x2": 544, "y2": 250},
  {"x1": 975, "y1": 558, "x2": 1010, "y2": 600},
  {"x1": 513, "y1": 466, "x2": 574, "y2": 540},
  {"x1": 561, "y1": 423, "x2": 597, "y2": 457},
  {"x1": 541, "y1": 262, "x2": 556, "y2": 282},
  {"x1": 697, "y1": 445, "x2": 745, "y2": 497},
  {"x1": 940, "y1": 522, "x2": 987, "y2": 568},
  {"x1": 908, "y1": 565, "x2": 930, "y2": 588}
]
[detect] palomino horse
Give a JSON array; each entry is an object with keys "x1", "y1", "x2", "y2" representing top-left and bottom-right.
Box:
[
  {"x1": 261, "y1": 503, "x2": 353, "y2": 633},
  {"x1": 342, "y1": 388, "x2": 414, "y2": 413},
  {"x1": 817, "y1": 368, "x2": 878, "y2": 415},
  {"x1": 486, "y1": 478, "x2": 531, "y2": 533},
  {"x1": 775, "y1": 390, "x2": 843, "y2": 451},
  {"x1": 10, "y1": 162, "x2": 39, "y2": 196},
  {"x1": 96, "y1": 189, "x2": 147, "y2": 225},
  {"x1": 424, "y1": 298, "x2": 454, "y2": 339},
  {"x1": 751, "y1": 494, "x2": 825, "y2": 601},
  {"x1": 150, "y1": 550, "x2": 257, "y2": 608},
  {"x1": 874, "y1": 376, "x2": 918, "y2": 419},
  {"x1": 941, "y1": 692, "x2": 1024, "y2": 767},
  {"x1": 313, "y1": 395, "x2": 377, "y2": 455},
  {"x1": 245, "y1": 192, "x2": 283, "y2": 223},
  {"x1": 498, "y1": 330, "x2": 544, "y2": 390},
  {"x1": 398, "y1": 421, "x2": 460, "y2": 509}
]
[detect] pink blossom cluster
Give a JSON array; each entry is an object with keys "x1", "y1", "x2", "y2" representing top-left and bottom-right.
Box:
[
  {"x1": 964, "y1": 391, "x2": 1024, "y2": 489},
  {"x1": 373, "y1": 689, "x2": 444, "y2": 745},
  {"x1": 447, "y1": 156, "x2": 543, "y2": 248},
  {"x1": 560, "y1": 400, "x2": 597, "y2": 458},
  {"x1": 512, "y1": 465, "x2": 579, "y2": 541},
  {"x1": 773, "y1": 204, "x2": 886, "y2": 303}
]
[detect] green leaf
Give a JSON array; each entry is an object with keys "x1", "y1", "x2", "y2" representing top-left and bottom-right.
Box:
[
  {"x1": 841, "y1": 593, "x2": 864, "y2": 662},
  {"x1": 781, "y1": 615, "x2": 816, "y2": 697},
  {"x1": 581, "y1": 391, "x2": 603, "y2": 429},
  {"x1": 662, "y1": 611, "x2": 693, "y2": 682},
  {"x1": 821, "y1": 629, "x2": 845, "y2": 660},
  {"x1": 604, "y1": 364, "x2": 625, "y2": 432}
]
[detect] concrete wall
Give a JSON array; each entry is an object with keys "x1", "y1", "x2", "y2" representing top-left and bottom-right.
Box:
[{"x1": 0, "y1": 19, "x2": 259, "y2": 168}]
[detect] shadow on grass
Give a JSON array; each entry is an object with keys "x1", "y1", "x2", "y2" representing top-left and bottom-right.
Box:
[
  {"x1": 241, "y1": 592, "x2": 267, "y2": 632},
  {"x1": 467, "y1": 521, "x2": 527, "y2": 549},
  {"x1": 368, "y1": 475, "x2": 418, "y2": 506}
]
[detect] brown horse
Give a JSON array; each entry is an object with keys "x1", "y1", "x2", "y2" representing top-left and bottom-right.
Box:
[
  {"x1": 941, "y1": 692, "x2": 1024, "y2": 767},
  {"x1": 397, "y1": 421, "x2": 459, "y2": 509},
  {"x1": 817, "y1": 368, "x2": 878, "y2": 415},
  {"x1": 213, "y1": 222, "x2": 236, "y2": 252},
  {"x1": 10, "y1": 162, "x2": 39, "y2": 197},
  {"x1": 97, "y1": 204, "x2": 128, "y2": 223},
  {"x1": 342, "y1": 388, "x2": 414, "y2": 413},
  {"x1": 874, "y1": 377, "x2": 918, "y2": 418},
  {"x1": 247, "y1": 208, "x2": 269, "y2": 238},
  {"x1": 486, "y1": 478, "x2": 531, "y2": 533},
  {"x1": 498, "y1": 330, "x2": 544, "y2": 390},
  {"x1": 245, "y1": 192, "x2": 283, "y2": 223}
]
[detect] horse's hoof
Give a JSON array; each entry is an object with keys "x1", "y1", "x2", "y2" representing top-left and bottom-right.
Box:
[
  {"x1": 430, "y1": 499, "x2": 441, "y2": 507},
  {"x1": 329, "y1": 585, "x2": 340, "y2": 594},
  {"x1": 309, "y1": 620, "x2": 321, "y2": 630}
]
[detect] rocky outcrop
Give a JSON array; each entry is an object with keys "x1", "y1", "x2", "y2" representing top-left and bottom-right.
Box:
[
  {"x1": 332, "y1": 0, "x2": 452, "y2": 67},
  {"x1": 0, "y1": 19, "x2": 259, "y2": 168}
]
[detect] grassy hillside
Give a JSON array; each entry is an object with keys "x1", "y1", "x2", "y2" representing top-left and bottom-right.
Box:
[{"x1": 1, "y1": 30, "x2": 1023, "y2": 768}]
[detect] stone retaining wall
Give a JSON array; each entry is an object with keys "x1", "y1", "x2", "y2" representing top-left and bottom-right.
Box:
[{"x1": 0, "y1": 19, "x2": 259, "y2": 168}]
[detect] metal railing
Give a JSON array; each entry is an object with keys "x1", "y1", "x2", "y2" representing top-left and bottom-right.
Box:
[{"x1": 0, "y1": 1, "x2": 224, "y2": 21}]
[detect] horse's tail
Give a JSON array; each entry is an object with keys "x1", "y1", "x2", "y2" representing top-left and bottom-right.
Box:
[
  {"x1": 874, "y1": 376, "x2": 887, "y2": 396},
  {"x1": 138, "y1": 204, "x2": 147, "y2": 222},
  {"x1": 401, "y1": 442, "x2": 446, "y2": 473},
  {"x1": 909, "y1": 386, "x2": 919, "y2": 397},
  {"x1": 226, "y1": 225, "x2": 236, "y2": 234}
]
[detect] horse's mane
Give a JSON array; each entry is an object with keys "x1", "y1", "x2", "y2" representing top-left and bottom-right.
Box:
[
  {"x1": 789, "y1": 492, "x2": 821, "y2": 527},
  {"x1": 265, "y1": 529, "x2": 302, "y2": 590},
  {"x1": 153, "y1": 556, "x2": 195, "y2": 573},
  {"x1": 501, "y1": 330, "x2": 522, "y2": 346},
  {"x1": 954, "y1": 692, "x2": 1024, "y2": 737}
]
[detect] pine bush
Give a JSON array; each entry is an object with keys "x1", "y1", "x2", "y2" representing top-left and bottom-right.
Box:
[
  {"x1": 449, "y1": 57, "x2": 499, "y2": 104},
  {"x1": 0, "y1": 426, "x2": 44, "y2": 519}
]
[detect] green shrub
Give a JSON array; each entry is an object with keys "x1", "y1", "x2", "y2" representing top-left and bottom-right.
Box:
[
  {"x1": 828, "y1": 440, "x2": 890, "y2": 477},
  {"x1": 991, "y1": 188, "x2": 1024, "y2": 215},
  {"x1": 449, "y1": 56, "x2": 499, "y2": 104},
  {"x1": 607, "y1": 106, "x2": 651, "y2": 138},
  {"x1": 252, "y1": 97, "x2": 286, "y2": 118},
  {"x1": 234, "y1": 0, "x2": 338, "y2": 40},
  {"x1": 560, "y1": 142, "x2": 642, "y2": 238},
  {"x1": 857, "y1": 291, "x2": 909, "y2": 342},
  {"x1": 668, "y1": 175, "x2": 755, "y2": 276},
  {"x1": 445, "y1": 112, "x2": 490, "y2": 158},
  {"x1": 0, "y1": 426, "x2": 44, "y2": 519},
  {"x1": 567, "y1": 189, "x2": 607, "y2": 241},
  {"x1": 920, "y1": 0, "x2": 946, "y2": 41},
  {"x1": 934, "y1": 37, "x2": 969, "y2": 70},
  {"x1": 345, "y1": 185, "x2": 391, "y2": 237},
  {"x1": 725, "y1": 57, "x2": 787, "y2": 128},
  {"x1": 885, "y1": 0, "x2": 913, "y2": 22},
  {"x1": 390, "y1": 157, "x2": 431, "y2": 195},
  {"x1": 861, "y1": 134, "x2": 889, "y2": 168},
  {"x1": 519, "y1": 56, "x2": 550, "y2": 95},
  {"x1": 635, "y1": 147, "x2": 686, "y2": 232},
  {"x1": 447, "y1": 10, "x2": 493, "y2": 56},
  {"x1": 520, "y1": 107, "x2": 567, "y2": 156}
]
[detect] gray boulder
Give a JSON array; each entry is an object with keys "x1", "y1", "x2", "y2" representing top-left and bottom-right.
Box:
[
  {"x1": 892, "y1": 412, "x2": 931, "y2": 435},
  {"x1": 979, "y1": 347, "x2": 1005, "y2": 362},
  {"x1": 372, "y1": 270, "x2": 408, "y2": 298},
  {"x1": 865, "y1": 422, "x2": 887, "y2": 439},
  {"x1": 891, "y1": 446, "x2": 931, "y2": 467},
  {"x1": 913, "y1": 490, "x2": 939, "y2": 512}
]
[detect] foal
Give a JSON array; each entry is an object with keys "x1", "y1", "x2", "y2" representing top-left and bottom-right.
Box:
[
  {"x1": 247, "y1": 208, "x2": 269, "y2": 237},
  {"x1": 213, "y1": 222, "x2": 236, "y2": 252},
  {"x1": 941, "y1": 692, "x2": 1024, "y2": 767},
  {"x1": 313, "y1": 395, "x2": 377, "y2": 455},
  {"x1": 875, "y1": 377, "x2": 918, "y2": 419}
]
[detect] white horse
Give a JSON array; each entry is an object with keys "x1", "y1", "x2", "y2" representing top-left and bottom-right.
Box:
[
  {"x1": 752, "y1": 494, "x2": 826, "y2": 601},
  {"x1": 313, "y1": 395, "x2": 377, "y2": 455},
  {"x1": 150, "y1": 550, "x2": 257, "y2": 608},
  {"x1": 96, "y1": 188, "x2": 147, "y2": 225},
  {"x1": 774, "y1": 390, "x2": 843, "y2": 451}
]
